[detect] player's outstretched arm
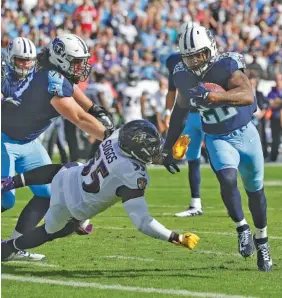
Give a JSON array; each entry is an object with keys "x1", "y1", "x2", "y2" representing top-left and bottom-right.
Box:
[
  {"x1": 51, "y1": 95, "x2": 107, "y2": 141},
  {"x1": 119, "y1": 186, "x2": 199, "y2": 250},
  {"x1": 2, "y1": 164, "x2": 63, "y2": 193},
  {"x1": 164, "y1": 89, "x2": 177, "y2": 129},
  {"x1": 208, "y1": 70, "x2": 254, "y2": 106},
  {"x1": 160, "y1": 94, "x2": 190, "y2": 174}
]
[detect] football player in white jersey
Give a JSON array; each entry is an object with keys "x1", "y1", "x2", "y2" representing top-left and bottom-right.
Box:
[
  {"x1": 1, "y1": 120, "x2": 200, "y2": 260},
  {"x1": 117, "y1": 71, "x2": 147, "y2": 123}
]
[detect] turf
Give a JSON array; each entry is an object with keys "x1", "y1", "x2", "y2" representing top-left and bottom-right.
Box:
[{"x1": 1, "y1": 165, "x2": 282, "y2": 298}]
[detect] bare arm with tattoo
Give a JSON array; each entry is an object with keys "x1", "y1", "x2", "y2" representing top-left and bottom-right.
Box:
[{"x1": 208, "y1": 70, "x2": 254, "y2": 106}]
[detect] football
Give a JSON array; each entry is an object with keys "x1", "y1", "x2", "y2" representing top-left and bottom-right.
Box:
[{"x1": 203, "y1": 82, "x2": 226, "y2": 92}]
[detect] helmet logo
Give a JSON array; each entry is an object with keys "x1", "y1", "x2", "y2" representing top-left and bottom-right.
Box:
[
  {"x1": 137, "y1": 177, "x2": 147, "y2": 190},
  {"x1": 7, "y1": 41, "x2": 13, "y2": 53},
  {"x1": 132, "y1": 132, "x2": 147, "y2": 143},
  {"x1": 53, "y1": 38, "x2": 65, "y2": 56},
  {"x1": 206, "y1": 30, "x2": 214, "y2": 43}
]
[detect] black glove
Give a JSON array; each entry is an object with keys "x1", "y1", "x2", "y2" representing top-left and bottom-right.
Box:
[
  {"x1": 88, "y1": 105, "x2": 115, "y2": 132},
  {"x1": 161, "y1": 149, "x2": 180, "y2": 174}
]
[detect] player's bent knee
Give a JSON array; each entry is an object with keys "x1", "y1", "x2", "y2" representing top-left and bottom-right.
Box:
[
  {"x1": 1, "y1": 191, "x2": 16, "y2": 210},
  {"x1": 216, "y1": 168, "x2": 238, "y2": 189},
  {"x1": 31, "y1": 185, "x2": 51, "y2": 198},
  {"x1": 244, "y1": 179, "x2": 263, "y2": 193}
]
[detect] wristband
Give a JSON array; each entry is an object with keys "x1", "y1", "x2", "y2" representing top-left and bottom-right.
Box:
[
  {"x1": 165, "y1": 109, "x2": 171, "y2": 117},
  {"x1": 168, "y1": 232, "x2": 180, "y2": 243}
]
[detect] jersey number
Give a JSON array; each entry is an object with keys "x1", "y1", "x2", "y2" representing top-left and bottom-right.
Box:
[
  {"x1": 82, "y1": 159, "x2": 109, "y2": 193},
  {"x1": 200, "y1": 106, "x2": 237, "y2": 124},
  {"x1": 125, "y1": 96, "x2": 138, "y2": 107}
]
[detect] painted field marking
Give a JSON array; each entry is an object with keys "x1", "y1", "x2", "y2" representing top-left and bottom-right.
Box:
[
  {"x1": 94, "y1": 226, "x2": 282, "y2": 240},
  {"x1": 2, "y1": 274, "x2": 258, "y2": 298}
]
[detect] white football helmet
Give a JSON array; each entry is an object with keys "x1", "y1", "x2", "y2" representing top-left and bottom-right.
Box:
[
  {"x1": 7, "y1": 37, "x2": 37, "y2": 78},
  {"x1": 179, "y1": 25, "x2": 218, "y2": 76},
  {"x1": 48, "y1": 34, "x2": 91, "y2": 83},
  {"x1": 178, "y1": 22, "x2": 199, "y2": 35}
]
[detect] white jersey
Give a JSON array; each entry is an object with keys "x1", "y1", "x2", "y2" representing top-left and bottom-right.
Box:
[
  {"x1": 51, "y1": 130, "x2": 150, "y2": 221},
  {"x1": 119, "y1": 84, "x2": 144, "y2": 123}
]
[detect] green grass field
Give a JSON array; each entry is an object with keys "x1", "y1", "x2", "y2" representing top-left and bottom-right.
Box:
[{"x1": 2, "y1": 165, "x2": 282, "y2": 298}]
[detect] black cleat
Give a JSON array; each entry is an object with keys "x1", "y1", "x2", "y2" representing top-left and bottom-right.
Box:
[
  {"x1": 254, "y1": 237, "x2": 273, "y2": 272},
  {"x1": 236, "y1": 225, "x2": 255, "y2": 258}
]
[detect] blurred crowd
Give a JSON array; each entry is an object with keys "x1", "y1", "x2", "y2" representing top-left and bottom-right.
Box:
[{"x1": 1, "y1": 0, "x2": 282, "y2": 162}]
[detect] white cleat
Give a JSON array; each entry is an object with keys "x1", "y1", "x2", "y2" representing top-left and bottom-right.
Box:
[
  {"x1": 10, "y1": 250, "x2": 46, "y2": 262},
  {"x1": 174, "y1": 206, "x2": 203, "y2": 217}
]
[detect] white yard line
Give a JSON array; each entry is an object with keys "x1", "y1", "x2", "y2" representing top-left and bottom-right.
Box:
[
  {"x1": 104, "y1": 250, "x2": 239, "y2": 262},
  {"x1": 1, "y1": 274, "x2": 258, "y2": 298},
  {"x1": 104, "y1": 255, "x2": 154, "y2": 262},
  {"x1": 94, "y1": 226, "x2": 282, "y2": 240},
  {"x1": 264, "y1": 180, "x2": 282, "y2": 186}
]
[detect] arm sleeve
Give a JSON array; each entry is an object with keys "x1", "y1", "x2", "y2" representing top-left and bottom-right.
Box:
[
  {"x1": 20, "y1": 164, "x2": 63, "y2": 186},
  {"x1": 123, "y1": 197, "x2": 172, "y2": 241},
  {"x1": 48, "y1": 71, "x2": 73, "y2": 98},
  {"x1": 163, "y1": 96, "x2": 190, "y2": 150},
  {"x1": 166, "y1": 55, "x2": 177, "y2": 91},
  {"x1": 168, "y1": 73, "x2": 176, "y2": 91}
]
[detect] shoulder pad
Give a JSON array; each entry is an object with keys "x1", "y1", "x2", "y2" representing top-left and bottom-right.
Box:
[
  {"x1": 166, "y1": 52, "x2": 181, "y2": 70},
  {"x1": 216, "y1": 52, "x2": 246, "y2": 70},
  {"x1": 48, "y1": 71, "x2": 73, "y2": 97},
  {"x1": 118, "y1": 160, "x2": 150, "y2": 190}
]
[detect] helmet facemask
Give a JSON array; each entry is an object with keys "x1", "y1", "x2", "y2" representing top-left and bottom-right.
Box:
[
  {"x1": 66, "y1": 56, "x2": 91, "y2": 83},
  {"x1": 181, "y1": 48, "x2": 211, "y2": 76},
  {"x1": 11, "y1": 56, "x2": 36, "y2": 78}
]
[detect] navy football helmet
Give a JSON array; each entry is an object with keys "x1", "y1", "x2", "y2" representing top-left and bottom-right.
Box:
[{"x1": 118, "y1": 120, "x2": 162, "y2": 164}]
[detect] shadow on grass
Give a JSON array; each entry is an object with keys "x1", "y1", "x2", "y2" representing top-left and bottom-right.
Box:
[{"x1": 2, "y1": 264, "x2": 214, "y2": 279}]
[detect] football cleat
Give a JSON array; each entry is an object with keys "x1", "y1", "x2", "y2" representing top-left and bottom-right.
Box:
[
  {"x1": 7, "y1": 250, "x2": 46, "y2": 262},
  {"x1": 174, "y1": 206, "x2": 203, "y2": 217},
  {"x1": 236, "y1": 225, "x2": 255, "y2": 258},
  {"x1": 254, "y1": 237, "x2": 273, "y2": 272}
]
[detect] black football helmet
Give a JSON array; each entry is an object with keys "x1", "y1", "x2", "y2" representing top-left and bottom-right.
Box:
[
  {"x1": 127, "y1": 70, "x2": 140, "y2": 86},
  {"x1": 118, "y1": 120, "x2": 162, "y2": 164}
]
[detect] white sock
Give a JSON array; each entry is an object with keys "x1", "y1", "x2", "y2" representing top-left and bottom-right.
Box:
[
  {"x1": 10, "y1": 230, "x2": 23, "y2": 240},
  {"x1": 190, "y1": 198, "x2": 201, "y2": 209},
  {"x1": 254, "y1": 227, "x2": 267, "y2": 239},
  {"x1": 235, "y1": 219, "x2": 248, "y2": 228}
]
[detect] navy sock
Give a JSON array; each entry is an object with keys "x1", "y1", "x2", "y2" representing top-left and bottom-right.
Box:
[
  {"x1": 216, "y1": 168, "x2": 244, "y2": 222},
  {"x1": 188, "y1": 158, "x2": 201, "y2": 198},
  {"x1": 246, "y1": 188, "x2": 267, "y2": 229},
  {"x1": 15, "y1": 196, "x2": 50, "y2": 233},
  {"x1": 14, "y1": 221, "x2": 79, "y2": 250}
]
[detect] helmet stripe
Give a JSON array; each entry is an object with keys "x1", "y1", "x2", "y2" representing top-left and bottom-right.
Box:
[
  {"x1": 183, "y1": 30, "x2": 188, "y2": 50},
  {"x1": 27, "y1": 39, "x2": 33, "y2": 54},
  {"x1": 22, "y1": 38, "x2": 27, "y2": 54},
  {"x1": 77, "y1": 36, "x2": 87, "y2": 54},
  {"x1": 190, "y1": 27, "x2": 195, "y2": 48}
]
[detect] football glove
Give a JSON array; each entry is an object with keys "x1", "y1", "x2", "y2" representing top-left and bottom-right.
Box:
[
  {"x1": 188, "y1": 83, "x2": 212, "y2": 108},
  {"x1": 2, "y1": 96, "x2": 21, "y2": 106},
  {"x1": 1, "y1": 177, "x2": 15, "y2": 194},
  {"x1": 161, "y1": 149, "x2": 180, "y2": 174},
  {"x1": 178, "y1": 232, "x2": 200, "y2": 250},
  {"x1": 88, "y1": 105, "x2": 115, "y2": 132},
  {"x1": 172, "y1": 135, "x2": 191, "y2": 160}
]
